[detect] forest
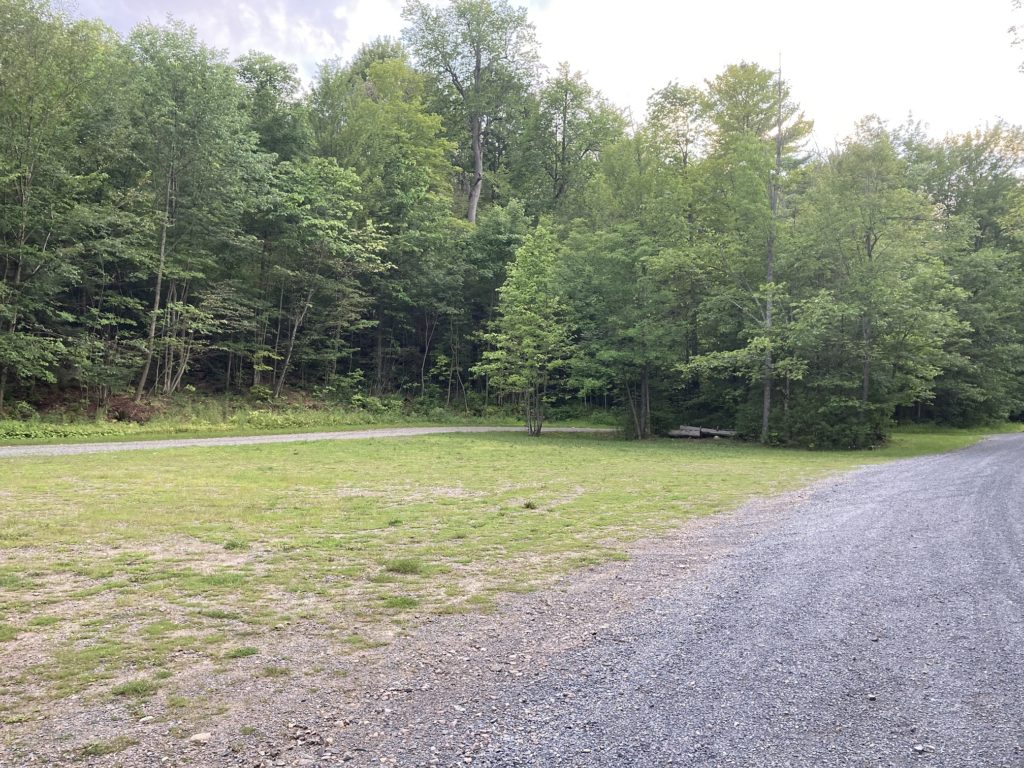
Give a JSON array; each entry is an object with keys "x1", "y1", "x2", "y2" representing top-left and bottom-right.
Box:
[{"x1": 2, "y1": 0, "x2": 1023, "y2": 447}]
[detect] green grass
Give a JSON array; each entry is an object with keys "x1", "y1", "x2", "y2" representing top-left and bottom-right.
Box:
[
  {"x1": 258, "y1": 665, "x2": 290, "y2": 678},
  {"x1": 382, "y1": 595, "x2": 420, "y2": 610},
  {"x1": 111, "y1": 678, "x2": 159, "y2": 698},
  {"x1": 342, "y1": 633, "x2": 388, "y2": 651},
  {"x1": 75, "y1": 736, "x2": 138, "y2": 759},
  {"x1": 879, "y1": 422, "x2": 1022, "y2": 457},
  {"x1": 224, "y1": 646, "x2": 260, "y2": 659},
  {"x1": 0, "y1": 426, "x2": 1014, "y2": 715},
  {"x1": 383, "y1": 558, "x2": 429, "y2": 575}
]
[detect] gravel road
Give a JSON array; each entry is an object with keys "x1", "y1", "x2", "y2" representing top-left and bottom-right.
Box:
[
  {"x1": 0, "y1": 425, "x2": 610, "y2": 458},
  {"x1": 329, "y1": 434, "x2": 1024, "y2": 768}
]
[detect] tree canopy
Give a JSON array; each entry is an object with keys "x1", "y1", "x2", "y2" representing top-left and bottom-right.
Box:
[{"x1": 2, "y1": 0, "x2": 1023, "y2": 447}]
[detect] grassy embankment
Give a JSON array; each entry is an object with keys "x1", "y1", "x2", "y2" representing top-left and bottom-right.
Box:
[{"x1": 0, "y1": 423, "x2": 1017, "y2": 725}]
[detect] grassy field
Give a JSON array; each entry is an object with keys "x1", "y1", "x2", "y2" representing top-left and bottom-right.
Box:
[{"x1": 0, "y1": 425, "x2": 1015, "y2": 725}]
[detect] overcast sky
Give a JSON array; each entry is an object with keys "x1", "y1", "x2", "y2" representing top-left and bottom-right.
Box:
[{"x1": 70, "y1": 0, "x2": 1024, "y2": 148}]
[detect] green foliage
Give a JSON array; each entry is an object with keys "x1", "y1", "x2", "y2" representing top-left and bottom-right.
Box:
[
  {"x1": 0, "y1": 0, "x2": 1021, "y2": 447},
  {"x1": 510, "y1": 63, "x2": 626, "y2": 215},
  {"x1": 0, "y1": 419, "x2": 143, "y2": 441},
  {"x1": 473, "y1": 225, "x2": 574, "y2": 435},
  {"x1": 402, "y1": 0, "x2": 539, "y2": 221},
  {"x1": 775, "y1": 120, "x2": 966, "y2": 445},
  {"x1": 235, "y1": 51, "x2": 310, "y2": 160}
]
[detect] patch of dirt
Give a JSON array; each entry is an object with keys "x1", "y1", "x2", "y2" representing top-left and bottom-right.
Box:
[{"x1": 105, "y1": 396, "x2": 159, "y2": 424}]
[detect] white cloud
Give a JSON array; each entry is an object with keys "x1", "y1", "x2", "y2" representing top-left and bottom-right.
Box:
[
  {"x1": 76, "y1": 0, "x2": 1024, "y2": 142},
  {"x1": 527, "y1": 0, "x2": 1024, "y2": 145},
  {"x1": 333, "y1": 0, "x2": 405, "y2": 53}
]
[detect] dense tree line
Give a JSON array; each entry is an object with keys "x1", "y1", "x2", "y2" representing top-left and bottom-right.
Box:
[{"x1": 2, "y1": 0, "x2": 1023, "y2": 446}]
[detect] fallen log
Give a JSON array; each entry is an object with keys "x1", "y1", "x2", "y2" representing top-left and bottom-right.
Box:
[
  {"x1": 667, "y1": 425, "x2": 738, "y2": 439},
  {"x1": 667, "y1": 426, "x2": 703, "y2": 438}
]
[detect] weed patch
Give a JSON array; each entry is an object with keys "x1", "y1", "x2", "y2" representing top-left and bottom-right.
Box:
[
  {"x1": 224, "y1": 646, "x2": 259, "y2": 659},
  {"x1": 111, "y1": 679, "x2": 159, "y2": 698},
  {"x1": 258, "y1": 665, "x2": 289, "y2": 678},
  {"x1": 382, "y1": 595, "x2": 420, "y2": 610},
  {"x1": 76, "y1": 736, "x2": 138, "y2": 759},
  {"x1": 384, "y1": 558, "x2": 428, "y2": 575}
]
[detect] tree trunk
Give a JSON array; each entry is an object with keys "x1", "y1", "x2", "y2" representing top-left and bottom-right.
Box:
[
  {"x1": 623, "y1": 371, "x2": 652, "y2": 439},
  {"x1": 640, "y1": 369, "x2": 651, "y2": 439},
  {"x1": 468, "y1": 114, "x2": 484, "y2": 224},
  {"x1": 160, "y1": 281, "x2": 177, "y2": 395},
  {"x1": 0, "y1": 254, "x2": 24, "y2": 415},
  {"x1": 761, "y1": 67, "x2": 785, "y2": 444},
  {"x1": 625, "y1": 380, "x2": 640, "y2": 439},
  {"x1": 252, "y1": 235, "x2": 272, "y2": 388},
  {"x1": 526, "y1": 382, "x2": 545, "y2": 437},
  {"x1": 761, "y1": 343, "x2": 773, "y2": 443},
  {"x1": 420, "y1": 310, "x2": 437, "y2": 397},
  {"x1": 373, "y1": 317, "x2": 386, "y2": 396},
  {"x1": 136, "y1": 172, "x2": 173, "y2": 402},
  {"x1": 274, "y1": 288, "x2": 314, "y2": 399},
  {"x1": 271, "y1": 285, "x2": 285, "y2": 389},
  {"x1": 860, "y1": 310, "x2": 872, "y2": 404},
  {"x1": 467, "y1": 46, "x2": 484, "y2": 223},
  {"x1": 169, "y1": 332, "x2": 194, "y2": 394},
  {"x1": 329, "y1": 320, "x2": 342, "y2": 382}
]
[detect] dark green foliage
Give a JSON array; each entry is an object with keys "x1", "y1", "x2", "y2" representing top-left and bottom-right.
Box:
[{"x1": 1, "y1": 0, "x2": 1022, "y2": 448}]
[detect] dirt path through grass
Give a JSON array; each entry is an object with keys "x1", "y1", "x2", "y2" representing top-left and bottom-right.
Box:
[{"x1": 0, "y1": 425, "x2": 612, "y2": 457}]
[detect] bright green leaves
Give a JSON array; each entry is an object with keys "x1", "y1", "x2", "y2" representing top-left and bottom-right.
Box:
[
  {"x1": 778, "y1": 122, "x2": 966, "y2": 446},
  {"x1": 402, "y1": 0, "x2": 539, "y2": 221},
  {"x1": 260, "y1": 158, "x2": 386, "y2": 398},
  {"x1": 474, "y1": 225, "x2": 573, "y2": 435}
]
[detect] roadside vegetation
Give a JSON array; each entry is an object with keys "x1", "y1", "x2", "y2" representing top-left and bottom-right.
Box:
[
  {"x1": 0, "y1": 394, "x2": 519, "y2": 444},
  {"x1": 0, "y1": 393, "x2": 617, "y2": 444}
]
